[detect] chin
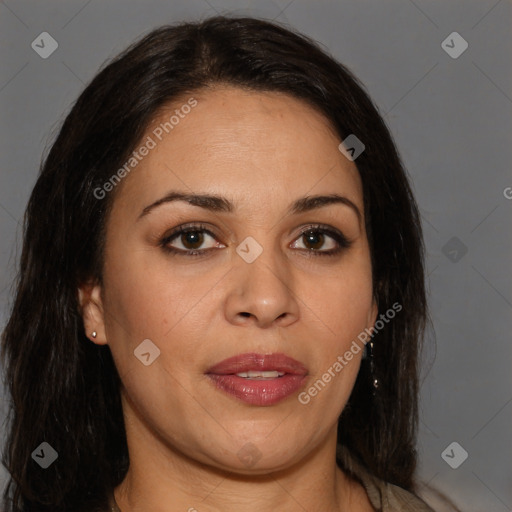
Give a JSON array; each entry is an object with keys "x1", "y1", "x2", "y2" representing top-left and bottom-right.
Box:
[{"x1": 205, "y1": 443, "x2": 304, "y2": 476}]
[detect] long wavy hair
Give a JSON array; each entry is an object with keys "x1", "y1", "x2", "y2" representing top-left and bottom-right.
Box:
[{"x1": 1, "y1": 15, "x2": 429, "y2": 511}]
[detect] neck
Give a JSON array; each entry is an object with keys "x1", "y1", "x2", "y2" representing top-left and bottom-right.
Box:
[{"x1": 114, "y1": 419, "x2": 362, "y2": 511}]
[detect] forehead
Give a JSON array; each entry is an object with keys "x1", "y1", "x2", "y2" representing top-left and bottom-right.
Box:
[{"x1": 111, "y1": 86, "x2": 363, "y2": 220}]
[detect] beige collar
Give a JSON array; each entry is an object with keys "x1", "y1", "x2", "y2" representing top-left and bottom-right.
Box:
[{"x1": 336, "y1": 444, "x2": 435, "y2": 512}]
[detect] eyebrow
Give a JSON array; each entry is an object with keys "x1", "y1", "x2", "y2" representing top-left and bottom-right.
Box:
[{"x1": 138, "y1": 191, "x2": 362, "y2": 223}]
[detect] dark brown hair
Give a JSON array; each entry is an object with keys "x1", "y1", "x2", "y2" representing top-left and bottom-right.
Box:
[{"x1": 1, "y1": 15, "x2": 429, "y2": 511}]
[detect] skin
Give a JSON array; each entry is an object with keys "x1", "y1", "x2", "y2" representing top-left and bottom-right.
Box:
[{"x1": 79, "y1": 86, "x2": 378, "y2": 512}]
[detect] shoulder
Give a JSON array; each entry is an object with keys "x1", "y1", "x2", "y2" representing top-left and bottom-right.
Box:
[
  {"x1": 377, "y1": 480, "x2": 436, "y2": 511},
  {"x1": 358, "y1": 469, "x2": 435, "y2": 511},
  {"x1": 336, "y1": 445, "x2": 435, "y2": 512}
]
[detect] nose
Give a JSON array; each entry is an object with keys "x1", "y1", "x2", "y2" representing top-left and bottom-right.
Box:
[{"x1": 225, "y1": 245, "x2": 300, "y2": 329}]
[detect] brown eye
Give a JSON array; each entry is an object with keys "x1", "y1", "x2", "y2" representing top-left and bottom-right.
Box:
[
  {"x1": 160, "y1": 223, "x2": 225, "y2": 257},
  {"x1": 291, "y1": 225, "x2": 352, "y2": 256},
  {"x1": 301, "y1": 230, "x2": 329, "y2": 251},
  {"x1": 160, "y1": 223, "x2": 351, "y2": 258},
  {"x1": 179, "y1": 231, "x2": 205, "y2": 250}
]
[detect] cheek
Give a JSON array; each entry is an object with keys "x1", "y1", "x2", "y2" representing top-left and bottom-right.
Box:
[
  {"x1": 102, "y1": 249, "x2": 224, "y2": 370},
  {"x1": 104, "y1": 246, "x2": 192, "y2": 330},
  {"x1": 306, "y1": 259, "x2": 374, "y2": 346},
  {"x1": 298, "y1": 268, "x2": 372, "y2": 413}
]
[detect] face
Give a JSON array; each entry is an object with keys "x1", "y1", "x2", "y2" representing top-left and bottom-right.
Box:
[{"x1": 80, "y1": 86, "x2": 378, "y2": 474}]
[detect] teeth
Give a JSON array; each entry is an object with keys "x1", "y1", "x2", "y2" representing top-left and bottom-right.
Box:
[{"x1": 236, "y1": 370, "x2": 286, "y2": 379}]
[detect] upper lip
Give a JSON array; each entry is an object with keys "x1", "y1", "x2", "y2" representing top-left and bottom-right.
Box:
[{"x1": 206, "y1": 352, "x2": 308, "y2": 375}]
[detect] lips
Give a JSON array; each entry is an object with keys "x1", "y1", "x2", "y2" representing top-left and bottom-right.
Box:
[
  {"x1": 206, "y1": 353, "x2": 308, "y2": 406},
  {"x1": 206, "y1": 352, "x2": 308, "y2": 376}
]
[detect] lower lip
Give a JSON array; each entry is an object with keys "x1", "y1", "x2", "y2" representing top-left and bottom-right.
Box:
[{"x1": 207, "y1": 374, "x2": 307, "y2": 406}]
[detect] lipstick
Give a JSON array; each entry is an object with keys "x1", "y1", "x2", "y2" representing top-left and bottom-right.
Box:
[{"x1": 206, "y1": 353, "x2": 308, "y2": 406}]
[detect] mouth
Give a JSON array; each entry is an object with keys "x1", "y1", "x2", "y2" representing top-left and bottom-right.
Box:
[
  {"x1": 205, "y1": 352, "x2": 308, "y2": 406},
  {"x1": 206, "y1": 352, "x2": 308, "y2": 376}
]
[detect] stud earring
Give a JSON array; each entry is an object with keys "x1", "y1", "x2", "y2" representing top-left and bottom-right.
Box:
[{"x1": 91, "y1": 331, "x2": 97, "y2": 339}]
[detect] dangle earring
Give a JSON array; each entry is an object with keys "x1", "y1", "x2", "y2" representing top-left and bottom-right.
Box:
[{"x1": 363, "y1": 339, "x2": 379, "y2": 395}]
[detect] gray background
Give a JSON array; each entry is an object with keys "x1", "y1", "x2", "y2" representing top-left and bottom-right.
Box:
[{"x1": 0, "y1": 1, "x2": 511, "y2": 510}]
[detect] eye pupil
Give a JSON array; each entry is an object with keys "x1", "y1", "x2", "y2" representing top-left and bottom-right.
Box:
[
  {"x1": 303, "y1": 230, "x2": 324, "y2": 250},
  {"x1": 183, "y1": 231, "x2": 204, "y2": 249}
]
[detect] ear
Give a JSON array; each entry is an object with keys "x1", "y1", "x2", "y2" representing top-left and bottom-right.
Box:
[{"x1": 77, "y1": 281, "x2": 107, "y2": 345}]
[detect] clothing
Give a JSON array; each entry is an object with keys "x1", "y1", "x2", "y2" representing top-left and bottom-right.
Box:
[
  {"x1": 337, "y1": 446, "x2": 436, "y2": 511},
  {"x1": 107, "y1": 449, "x2": 435, "y2": 512}
]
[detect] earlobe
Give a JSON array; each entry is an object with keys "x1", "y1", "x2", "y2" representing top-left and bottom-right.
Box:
[{"x1": 77, "y1": 282, "x2": 107, "y2": 345}]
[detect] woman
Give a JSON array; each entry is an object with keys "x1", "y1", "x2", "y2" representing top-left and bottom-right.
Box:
[{"x1": 1, "y1": 16, "x2": 436, "y2": 511}]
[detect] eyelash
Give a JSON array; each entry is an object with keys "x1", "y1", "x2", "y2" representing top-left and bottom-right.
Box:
[{"x1": 159, "y1": 223, "x2": 352, "y2": 258}]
